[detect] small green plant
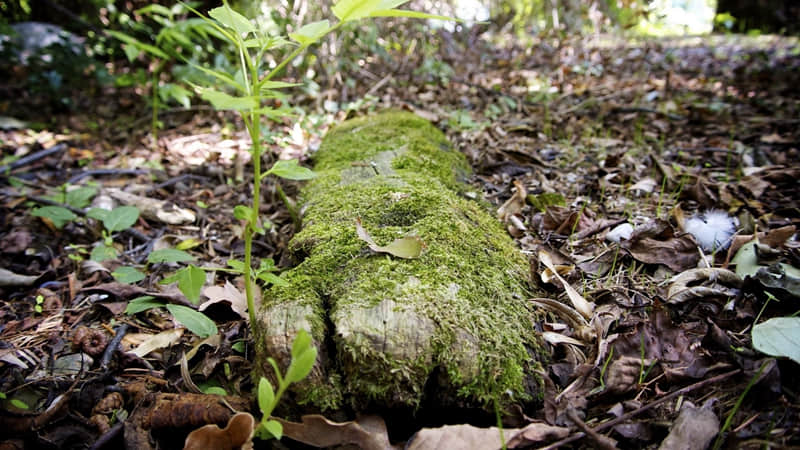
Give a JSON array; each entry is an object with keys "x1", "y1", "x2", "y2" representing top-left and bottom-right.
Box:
[
  {"x1": 34, "y1": 294, "x2": 44, "y2": 314},
  {"x1": 86, "y1": 205, "x2": 141, "y2": 262},
  {"x1": 255, "y1": 329, "x2": 317, "y2": 439}
]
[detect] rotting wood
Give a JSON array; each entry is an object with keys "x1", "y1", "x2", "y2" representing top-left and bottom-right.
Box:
[{"x1": 253, "y1": 111, "x2": 545, "y2": 412}]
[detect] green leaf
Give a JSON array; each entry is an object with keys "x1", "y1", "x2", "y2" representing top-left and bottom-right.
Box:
[
  {"x1": 291, "y1": 329, "x2": 312, "y2": 359},
  {"x1": 261, "y1": 419, "x2": 283, "y2": 440},
  {"x1": 233, "y1": 205, "x2": 252, "y2": 221},
  {"x1": 31, "y1": 206, "x2": 77, "y2": 229},
  {"x1": 86, "y1": 207, "x2": 109, "y2": 222},
  {"x1": 200, "y1": 88, "x2": 258, "y2": 111},
  {"x1": 125, "y1": 296, "x2": 165, "y2": 314},
  {"x1": 90, "y1": 243, "x2": 118, "y2": 262},
  {"x1": 107, "y1": 30, "x2": 169, "y2": 59},
  {"x1": 257, "y1": 377, "x2": 275, "y2": 414},
  {"x1": 166, "y1": 304, "x2": 217, "y2": 337},
  {"x1": 752, "y1": 317, "x2": 800, "y2": 364},
  {"x1": 66, "y1": 186, "x2": 97, "y2": 209},
  {"x1": 148, "y1": 248, "x2": 196, "y2": 264},
  {"x1": 162, "y1": 265, "x2": 206, "y2": 303},
  {"x1": 227, "y1": 259, "x2": 245, "y2": 273},
  {"x1": 368, "y1": 9, "x2": 457, "y2": 21},
  {"x1": 289, "y1": 20, "x2": 331, "y2": 45},
  {"x1": 285, "y1": 346, "x2": 317, "y2": 383},
  {"x1": 201, "y1": 385, "x2": 228, "y2": 396},
  {"x1": 257, "y1": 271, "x2": 288, "y2": 287},
  {"x1": 267, "y1": 159, "x2": 316, "y2": 180},
  {"x1": 208, "y1": 4, "x2": 255, "y2": 36},
  {"x1": 332, "y1": 0, "x2": 407, "y2": 22},
  {"x1": 103, "y1": 206, "x2": 140, "y2": 232},
  {"x1": 232, "y1": 341, "x2": 246, "y2": 353},
  {"x1": 122, "y1": 44, "x2": 141, "y2": 63},
  {"x1": 113, "y1": 266, "x2": 146, "y2": 284},
  {"x1": 160, "y1": 83, "x2": 192, "y2": 108}
]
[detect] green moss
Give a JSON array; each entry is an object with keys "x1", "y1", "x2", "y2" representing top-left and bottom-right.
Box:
[{"x1": 254, "y1": 111, "x2": 544, "y2": 412}]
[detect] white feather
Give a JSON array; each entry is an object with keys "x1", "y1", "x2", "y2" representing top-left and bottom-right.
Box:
[{"x1": 685, "y1": 210, "x2": 736, "y2": 252}]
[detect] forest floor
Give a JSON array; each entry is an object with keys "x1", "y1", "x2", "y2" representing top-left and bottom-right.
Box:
[{"x1": 1, "y1": 30, "x2": 799, "y2": 449}]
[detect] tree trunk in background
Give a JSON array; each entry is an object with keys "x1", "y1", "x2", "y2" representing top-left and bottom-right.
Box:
[{"x1": 715, "y1": 0, "x2": 800, "y2": 34}]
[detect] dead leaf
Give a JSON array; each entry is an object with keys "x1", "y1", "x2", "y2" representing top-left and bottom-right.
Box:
[
  {"x1": 658, "y1": 401, "x2": 719, "y2": 450},
  {"x1": 201, "y1": 281, "x2": 248, "y2": 320},
  {"x1": 407, "y1": 424, "x2": 519, "y2": 450},
  {"x1": 497, "y1": 180, "x2": 527, "y2": 223},
  {"x1": 355, "y1": 218, "x2": 424, "y2": 259},
  {"x1": 539, "y1": 250, "x2": 595, "y2": 320},
  {"x1": 125, "y1": 328, "x2": 184, "y2": 358},
  {"x1": 184, "y1": 412, "x2": 254, "y2": 450},
  {"x1": 505, "y1": 422, "x2": 571, "y2": 447},
  {"x1": 275, "y1": 414, "x2": 395, "y2": 450},
  {"x1": 620, "y1": 219, "x2": 699, "y2": 272}
]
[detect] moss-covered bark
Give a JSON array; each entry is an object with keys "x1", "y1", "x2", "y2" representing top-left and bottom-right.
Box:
[{"x1": 253, "y1": 111, "x2": 544, "y2": 412}]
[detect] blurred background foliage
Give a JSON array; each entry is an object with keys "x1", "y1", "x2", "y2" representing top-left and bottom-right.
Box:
[{"x1": 0, "y1": 0, "x2": 796, "y2": 118}]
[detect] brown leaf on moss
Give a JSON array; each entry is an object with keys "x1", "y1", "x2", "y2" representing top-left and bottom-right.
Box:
[{"x1": 620, "y1": 219, "x2": 699, "y2": 272}]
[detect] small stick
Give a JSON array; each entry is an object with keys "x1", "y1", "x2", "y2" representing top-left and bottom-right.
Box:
[
  {"x1": 100, "y1": 323, "x2": 130, "y2": 370},
  {"x1": 0, "y1": 143, "x2": 67, "y2": 174}
]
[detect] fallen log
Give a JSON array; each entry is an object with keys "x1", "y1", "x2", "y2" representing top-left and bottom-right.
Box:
[{"x1": 253, "y1": 111, "x2": 545, "y2": 412}]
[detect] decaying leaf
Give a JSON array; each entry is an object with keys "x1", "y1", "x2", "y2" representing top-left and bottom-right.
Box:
[
  {"x1": 666, "y1": 268, "x2": 742, "y2": 304},
  {"x1": 201, "y1": 281, "x2": 248, "y2": 320},
  {"x1": 355, "y1": 218, "x2": 424, "y2": 259},
  {"x1": 620, "y1": 219, "x2": 699, "y2": 272},
  {"x1": 275, "y1": 414, "x2": 395, "y2": 450},
  {"x1": 658, "y1": 401, "x2": 719, "y2": 450},
  {"x1": 539, "y1": 250, "x2": 595, "y2": 320},
  {"x1": 0, "y1": 267, "x2": 39, "y2": 287},
  {"x1": 125, "y1": 328, "x2": 184, "y2": 358},
  {"x1": 497, "y1": 179, "x2": 527, "y2": 223},
  {"x1": 184, "y1": 412, "x2": 254, "y2": 450},
  {"x1": 106, "y1": 187, "x2": 195, "y2": 225}
]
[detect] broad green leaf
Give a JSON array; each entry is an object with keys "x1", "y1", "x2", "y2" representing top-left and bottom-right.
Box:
[
  {"x1": 285, "y1": 346, "x2": 317, "y2": 383},
  {"x1": 122, "y1": 44, "x2": 140, "y2": 63},
  {"x1": 86, "y1": 207, "x2": 109, "y2": 222},
  {"x1": 257, "y1": 271, "x2": 289, "y2": 286},
  {"x1": 166, "y1": 304, "x2": 217, "y2": 337},
  {"x1": 368, "y1": 9, "x2": 457, "y2": 20},
  {"x1": 32, "y1": 206, "x2": 77, "y2": 229},
  {"x1": 125, "y1": 296, "x2": 165, "y2": 314},
  {"x1": 160, "y1": 83, "x2": 192, "y2": 108},
  {"x1": 176, "y1": 238, "x2": 202, "y2": 251},
  {"x1": 201, "y1": 385, "x2": 228, "y2": 396},
  {"x1": 208, "y1": 4, "x2": 255, "y2": 35},
  {"x1": 162, "y1": 265, "x2": 206, "y2": 303},
  {"x1": 291, "y1": 329, "x2": 312, "y2": 359},
  {"x1": 90, "y1": 243, "x2": 118, "y2": 262},
  {"x1": 200, "y1": 88, "x2": 258, "y2": 111},
  {"x1": 113, "y1": 266, "x2": 146, "y2": 284},
  {"x1": 103, "y1": 206, "x2": 140, "y2": 232},
  {"x1": 65, "y1": 186, "x2": 96, "y2": 209},
  {"x1": 227, "y1": 259, "x2": 246, "y2": 272},
  {"x1": 107, "y1": 30, "x2": 169, "y2": 59},
  {"x1": 148, "y1": 248, "x2": 195, "y2": 263},
  {"x1": 233, "y1": 205, "x2": 252, "y2": 221},
  {"x1": 752, "y1": 317, "x2": 800, "y2": 364},
  {"x1": 289, "y1": 20, "x2": 331, "y2": 45},
  {"x1": 262, "y1": 419, "x2": 283, "y2": 440},
  {"x1": 267, "y1": 159, "x2": 316, "y2": 180},
  {"x1": 258, "y1": 377, "x2": 275, "y2": 413},
  {"x1": 186, "y1": 66, "x2": 242, "y2": 92},
  {"x1": 332, "y1": 0, "x2": 407, "y2": 22}
]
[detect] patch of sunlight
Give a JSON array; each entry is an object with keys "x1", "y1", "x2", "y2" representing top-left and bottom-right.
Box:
[{"x1": 639, "y1": 0, "x2": 716, "y2": 36}]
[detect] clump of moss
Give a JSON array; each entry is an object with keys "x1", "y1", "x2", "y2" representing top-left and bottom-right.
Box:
[{"x1": 253, "y1": 111, "x2": 544, "y2": 412}]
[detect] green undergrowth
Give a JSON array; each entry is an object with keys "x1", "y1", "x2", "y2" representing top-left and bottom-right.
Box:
[{"x1": 254, "y1": 111, "x2": 545, "y2": 412}]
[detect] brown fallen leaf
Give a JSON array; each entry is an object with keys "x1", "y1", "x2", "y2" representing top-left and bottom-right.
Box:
[
  {"x1": 184, "y1": 412, "x2": 255, "y2": 450},
  {"x1": 275, "y1": 414, "x2": 396, "y2": 450},
  {"x1": 620, "y1": 219, "x2": 699, "y2": 272},
  {"x1": 201, "y1": 281, "x2": 248, "y2": 320}
]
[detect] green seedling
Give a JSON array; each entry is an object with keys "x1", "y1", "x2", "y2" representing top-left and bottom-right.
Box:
[
  {"x1": 712, "y1": 360, "x2": 768, "y2": 450},
  {"x1": 125, "y1": 295, "x2": 217, "y2": 338},
  {"x1": 255, "y1": 329, "x2": 317, "y2": 439},
  {"x1": 34, "y1": 294, "x2": 44, "y2": 314}
]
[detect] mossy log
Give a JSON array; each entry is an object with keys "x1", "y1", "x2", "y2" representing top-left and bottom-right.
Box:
[{"x1": 253, "y1": 111, "x2": 544, "y2": 412}]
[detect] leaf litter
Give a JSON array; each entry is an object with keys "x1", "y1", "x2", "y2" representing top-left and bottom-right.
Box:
[{"x1": 0, "y1": 26, "x2": 799, "y2": 450}]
